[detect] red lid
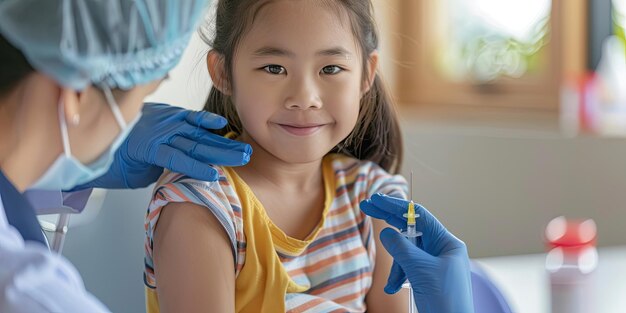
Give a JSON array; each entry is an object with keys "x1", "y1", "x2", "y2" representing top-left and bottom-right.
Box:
[{"x1": 545, "y1": 216, "x2": 597, "y2": 248}]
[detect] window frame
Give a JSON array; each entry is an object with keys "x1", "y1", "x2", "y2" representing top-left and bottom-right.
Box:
[{"x1": 389, "y1": 0, "x2": 588, "y2": 111}]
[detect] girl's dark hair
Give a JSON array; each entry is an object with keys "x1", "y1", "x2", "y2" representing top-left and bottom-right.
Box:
[
  {"x1": 0, "y1": 33, "x2": 33, "y2": 97},
  {"x1": 201, "y1": 0, "x2": 403, "y2": 173}
]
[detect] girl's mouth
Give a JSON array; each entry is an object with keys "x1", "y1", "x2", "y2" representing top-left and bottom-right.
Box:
[{"x1": 277, "y1": 123, "x2": 325, "y2": 136}]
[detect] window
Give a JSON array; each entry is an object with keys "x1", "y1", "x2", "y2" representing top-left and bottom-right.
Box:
[{"x1": 387, "y1": 0, "x2": 588, "y2": 110}]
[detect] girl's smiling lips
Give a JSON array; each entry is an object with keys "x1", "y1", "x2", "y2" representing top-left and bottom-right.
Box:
[{"x1": 274, "y1": 122, "x2": 328, "y2": 136}]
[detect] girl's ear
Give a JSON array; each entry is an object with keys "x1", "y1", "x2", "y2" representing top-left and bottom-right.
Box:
[
  {"x1": 361, "y1": 50, "x2": 379, "y2": 96},
  {"x1": 207, "y1": 50, "x2": 231, "y2": 96}
]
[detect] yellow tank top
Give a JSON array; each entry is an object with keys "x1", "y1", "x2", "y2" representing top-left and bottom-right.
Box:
[{"x1": 145, "y1": 157, "x2": 334, "y2": 312}]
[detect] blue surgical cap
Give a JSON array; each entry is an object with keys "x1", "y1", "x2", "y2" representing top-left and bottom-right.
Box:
[{"x1": 0, "y1": 0, "x2": 210, "y2": 90}]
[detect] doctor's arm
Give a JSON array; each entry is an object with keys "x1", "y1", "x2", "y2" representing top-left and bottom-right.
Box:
[
  {"x1": 0, "y1": 219, "x2": 110, "y2": 312},
  {"x1": 152, "y1": 202, "x2": 235, "y2": 313}
]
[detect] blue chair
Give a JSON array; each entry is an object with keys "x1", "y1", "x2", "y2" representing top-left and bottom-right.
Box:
[{"x1": 471, "y1": 261, "x2": 513, "y2": 313}]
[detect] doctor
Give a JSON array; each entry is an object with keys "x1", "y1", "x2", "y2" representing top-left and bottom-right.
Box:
[{"x1": 0, "y1": 0, "x2": 250, "y2": 312}]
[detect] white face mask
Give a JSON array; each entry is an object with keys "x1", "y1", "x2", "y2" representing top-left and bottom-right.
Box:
[{"x1": 30, "y1": 87, "x2": 142, "y2": 191}]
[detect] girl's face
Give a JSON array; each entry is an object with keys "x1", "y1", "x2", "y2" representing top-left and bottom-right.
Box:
[{"x1": 228, "y1": 0, "x2": 376, "y2": 164}]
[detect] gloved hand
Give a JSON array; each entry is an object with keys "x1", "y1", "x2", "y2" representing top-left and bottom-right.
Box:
[
  {"x1": 72, "y1": 103, "x2": 252, "y2": 190},
  {"x1": 360, "y1": 193, "x2": 474, "y2": 313}
]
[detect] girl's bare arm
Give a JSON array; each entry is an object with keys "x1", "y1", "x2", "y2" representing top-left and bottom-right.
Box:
[
  {"x1": 152, "y1": 202, "x2": 235, "y2": 313},
  {"x1": 366, "y1": 218, "x2": 410, "y2": 313}
]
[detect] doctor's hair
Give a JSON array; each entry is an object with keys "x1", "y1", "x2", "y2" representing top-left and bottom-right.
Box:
[
  {"x1": 0, "y1": 33, "x2": 33, "y2": 97},
  {"x1": 201, "y1": 0, "x2": 403, "y2": 173}
]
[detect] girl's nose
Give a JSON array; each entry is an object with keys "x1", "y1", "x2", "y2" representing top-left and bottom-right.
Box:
[{"x1": 284, "y1": 76, "x2": 322, "y2": 110}]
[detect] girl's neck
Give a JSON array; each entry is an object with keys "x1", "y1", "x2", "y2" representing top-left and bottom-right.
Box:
[{"x1": 233, "y1": 132, "x2": 327, "y2": 240}]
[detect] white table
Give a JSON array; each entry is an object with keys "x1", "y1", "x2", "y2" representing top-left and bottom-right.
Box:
[{"x1": 475, "y1": 246, "x2": 626, "y2": 313}]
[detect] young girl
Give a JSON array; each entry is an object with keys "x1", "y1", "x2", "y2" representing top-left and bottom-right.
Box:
[{"x1": 144, "y1": 0, "x2": 409, "y2": 312}]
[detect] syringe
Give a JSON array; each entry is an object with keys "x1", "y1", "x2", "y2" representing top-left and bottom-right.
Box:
[
  {"x1": 404, "y1": 200, "x2": 420, "y2": 245},
  {"x1": 401, "y1": 172, "x2": 422, "y2": 313}
]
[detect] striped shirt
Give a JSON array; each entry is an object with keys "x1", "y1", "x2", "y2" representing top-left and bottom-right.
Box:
[{"x1": 144, "y1": 153, "x2": 407, "y2": 313}]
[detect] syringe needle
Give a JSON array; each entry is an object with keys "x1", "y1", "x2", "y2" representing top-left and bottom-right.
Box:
[
  {"x1": 405, "y1": 172, "x2": 418, "y2": 313},
  {"x1": 403, "y1": 171, "x2": 420, "y2": 313},
  {"x1": 410, "y1": 171, "x2": 413, "y2": 200}
]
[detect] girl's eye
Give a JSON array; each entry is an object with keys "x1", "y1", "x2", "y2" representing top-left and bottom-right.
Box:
[
  {"x1": 321, "y1": 65, "x2": 342, "y2": 75},
  {"x1": 263, "y1": 65, "x2": 286, "y2": 75}
]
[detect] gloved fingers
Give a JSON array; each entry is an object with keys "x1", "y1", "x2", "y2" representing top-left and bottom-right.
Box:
[
  {"x1": 384, "y1": 261, "x2": 407, "y2": 294},
  {"x1": 379, "y1": 228, "x2": 436, "y2": 267},
  {"x1": 370, "y1": 193, "x2": 411, "y2": 216},
  {"x1": 169, "y1": 136, "x2": 250, "y2": 167},
  {"x1": 195, "y1": 133, "x2": 252, "y2": 155},
  {"x1": 185, "y1": 110, "x2": 228, "y2": 129},
  {"x1": 175, "y1": 125, "x2": 252, "y2": 154},
  {"x1": 366, "y1": 193, "x2": 411, "y2": 228},
  {"x1": 141, "y1": 103, "x2": 228, "y2": 130},
  {"x1": 371, "y1": 193, "x2": 449, "y2": 243},
  {"x1": 154, "y1": 145, "x2": 220, "y2": 181},
  {"x1": 359, "y1": 199, "x2": 406, "y2": 230}
]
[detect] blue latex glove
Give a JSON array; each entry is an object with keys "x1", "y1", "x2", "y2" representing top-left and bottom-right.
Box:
[
  {"x1": 360, "y1": 193, "x2": 474, "y2": 313},
  {"x1": 72, "y1": 103, "x2": 252, "y2": 190}
]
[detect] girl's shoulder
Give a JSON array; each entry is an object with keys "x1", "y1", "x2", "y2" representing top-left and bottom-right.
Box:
[
  {"x1": 156, "y1": 166, "x2": 234, "y2": 192},
  {"x1": 147, "y1": 166, "x2": 245, "y2": 250},
  {"x1": 150, "y1": 166, "x2": 242, "y2": 217}
]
